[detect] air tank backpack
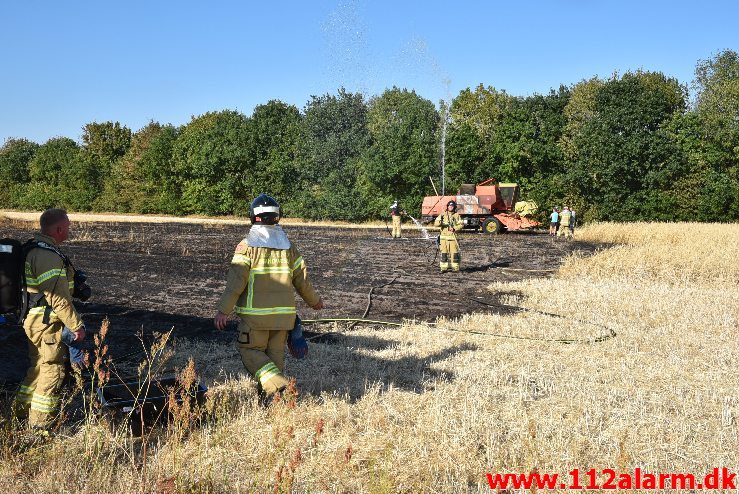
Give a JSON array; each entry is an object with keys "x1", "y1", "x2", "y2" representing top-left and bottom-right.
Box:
[
  {"x1": 0, "y1": 238, "x2": 26, "y2": 323},
  {"x1": 0, "y1": 238, "x2": 88, "y2": 324}
]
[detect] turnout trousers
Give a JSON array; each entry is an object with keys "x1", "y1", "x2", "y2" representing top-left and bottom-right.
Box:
[
  {"x1": 391, "y1": 216, "x2": 402, "y2": 238},
  {"x1": 236, "y1": 321, "x2": 290, "y2": 395},
  {"x1": 439, "y1": 236, "x2": 460, "y2": 272},
  {"x1": 557, "y1": 226, "x2": 573, "y2": 239},
  {"x1": 14, "y1": 320, "x2": 68, "y2": 427}
]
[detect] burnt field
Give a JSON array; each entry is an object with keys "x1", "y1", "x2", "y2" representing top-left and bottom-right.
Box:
[{"x1": 0, "y1": 220, "x2": 595, "y2": 388}]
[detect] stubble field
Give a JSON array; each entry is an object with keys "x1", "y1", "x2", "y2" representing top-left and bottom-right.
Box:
[{"x1": 0, "y1": 216, "x2": 737, "y2": 493}]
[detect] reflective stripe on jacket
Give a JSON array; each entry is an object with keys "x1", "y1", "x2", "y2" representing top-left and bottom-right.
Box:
[
  {"x1": 560, "y1": 211, "x2": 572, "y2": 227},
  {"x1": 217, "y1": 240, "x2": 320, "y2": 331},
  {"x1": 434, "y1": 212, "x2": 463, "y2": 240},
  {"x1": 24, "y1": 233, "x2": 84, "y2": 330}
]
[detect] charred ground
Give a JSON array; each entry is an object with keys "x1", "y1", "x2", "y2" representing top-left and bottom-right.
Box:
[{"x1": 0, "y1": 220, "x2": 597, "y2": 387}]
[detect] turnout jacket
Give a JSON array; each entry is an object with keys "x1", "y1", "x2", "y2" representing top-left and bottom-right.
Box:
[
  {"x1": 560, "y1": 210, "x2": 572, "y2": 227},
  {"x1": 434, "y1": 212, "x2": 463, "y2": 240},
  {"x1": 24, "y1": 233, "x2": 84, "y2": 331},
  {"x1": 217, "y1": 226, "x2": 320, "y2": 331}
]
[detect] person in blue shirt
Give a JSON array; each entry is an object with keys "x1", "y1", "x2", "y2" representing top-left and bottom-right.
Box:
[{"x1": 549, "y1": 208, "x2": 559, "y2": 236}]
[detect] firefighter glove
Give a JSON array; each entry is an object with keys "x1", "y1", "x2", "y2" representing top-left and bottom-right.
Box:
[{"x1": 288, "y1": 316, "x2": 308, "y2": 359}]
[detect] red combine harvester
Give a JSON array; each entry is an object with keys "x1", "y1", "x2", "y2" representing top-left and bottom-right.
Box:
[{"x1": 421, "y1": 178, "x2": 540, "y2": 233}]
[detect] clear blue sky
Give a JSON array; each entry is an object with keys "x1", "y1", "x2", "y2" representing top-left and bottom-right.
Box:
[{"x1": 2, "y1": 0, "x2": 737, "y2": 144}]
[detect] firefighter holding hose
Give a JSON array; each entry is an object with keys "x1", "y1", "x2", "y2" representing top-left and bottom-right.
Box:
[
  {"x1": 390, "y1": 200, "x2": 404, "y2": 238},
  {"x1": 434, "y1": 200, "x2": 463, "y2": 272}
]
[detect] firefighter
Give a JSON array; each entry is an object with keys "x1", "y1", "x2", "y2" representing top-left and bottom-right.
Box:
[
  {"x1": 390, "y1": 200, "x2": 403, "y2": 238},
  {"x1": 434, "y1": 200, "x2": 463, "y2": 272},
  {"x1": 558, "y1": 206, "x2": 573, "y2": 239},
  {"x1": 214, "y1": 194, "x2": 323, "y2": 400},
  {"x1": 14, "y1": 209, "x2": 86, "y2": 429}
]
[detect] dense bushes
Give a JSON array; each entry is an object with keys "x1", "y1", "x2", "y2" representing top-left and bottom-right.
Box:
[{"x1": 2, "y1": 50, "x2": 737, "y2": 222}]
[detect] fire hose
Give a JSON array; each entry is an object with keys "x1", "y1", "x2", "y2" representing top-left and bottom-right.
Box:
[
  {"x1": 83, "y1": 265, "x2": 616, "y2": 370},
  {"x1": 301, "y1": 275, "x2": 616, "y2": 345},
  {"x1": 302, "y1": 306, "x2": 616, "y2": 344}
]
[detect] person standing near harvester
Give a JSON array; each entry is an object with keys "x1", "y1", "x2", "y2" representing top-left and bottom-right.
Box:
[
  {"x1": 549, "y1": 207, "x2": 559, "y2": 236},
  {"x1": 434, "y1": 200, "x2": 463, "y2": 272},
  {"x1": 569, "y1": 208, "x2": 577, "y2": 237},
  {"x1": 14, "y1": 208, "x2": 86, "y2": 429},
  {"x1": 558, "y1": 206, "x2": 573, "y2": 239},
  {"x1": 390, "y1": 200, "x2": 404, "y2": 239},
  {"x1": 214, "y1": 194, "x2": 323, "y2": 400}
]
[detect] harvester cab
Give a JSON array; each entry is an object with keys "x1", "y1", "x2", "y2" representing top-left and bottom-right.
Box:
[
  {"x1": 497, "y1": 183, "x2": 520, "y2": 210},
  {"x1": 421, "y1": 178, "x2": 540, "y2": 233}
]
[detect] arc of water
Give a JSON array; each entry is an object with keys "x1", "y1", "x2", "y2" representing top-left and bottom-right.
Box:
[
  {"x1": 405, "y1": 214, "x2": 431, "y2": 240},
  {"x1": 440, "y1": 100, "x2": 450, "y2": 197}
]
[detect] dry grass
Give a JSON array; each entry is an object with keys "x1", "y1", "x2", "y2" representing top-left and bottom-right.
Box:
[
  {"x1": 1, "y1": 222, "x2": 738, "y2": 493},
  {"x1": 561, "y1": 222, "x2": 739, "y2": 286}
]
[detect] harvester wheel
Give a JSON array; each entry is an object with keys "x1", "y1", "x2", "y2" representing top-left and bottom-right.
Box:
[{"x1": 482, "y1": 217, "x2": 502, "y2": 234}]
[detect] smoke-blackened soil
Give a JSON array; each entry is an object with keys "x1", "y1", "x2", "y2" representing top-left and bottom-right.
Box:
[{"x1": 0, "y1": 220, "x2": 596, "y2": 388}]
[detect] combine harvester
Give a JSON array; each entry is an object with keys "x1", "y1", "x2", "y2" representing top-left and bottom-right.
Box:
[{"x1": 421, "y1": 178, "x2": 540, "y2": 233}]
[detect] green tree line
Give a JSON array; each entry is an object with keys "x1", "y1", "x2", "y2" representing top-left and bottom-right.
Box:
[{"x1": 2, "y1": 50, "x2": 737, "y2": 223}]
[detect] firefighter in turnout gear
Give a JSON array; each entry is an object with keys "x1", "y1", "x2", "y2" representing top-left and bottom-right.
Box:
[
  {"x1": 14, "y1": 209, "x2": 86, "y2": 428},
  {"x1": 434, "y1": 200, "x2": 463, "y2": 272},
  {"x1": 557, "y1": 206, "x2": 573, "y2": 239},
  {"x1": 390, "y1": 200, "x2": 403, "y2": 238},
  {"x1": 214, "y1": 194, "x2": 323, "y2": 399}
]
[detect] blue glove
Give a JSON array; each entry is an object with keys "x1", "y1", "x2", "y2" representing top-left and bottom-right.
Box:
[
  {"x1": 288, "y1": 316, "x2": 308, "y2": 359},
  {"x1": 62, "y1": 326, "x2": 86, "y2": 366}
]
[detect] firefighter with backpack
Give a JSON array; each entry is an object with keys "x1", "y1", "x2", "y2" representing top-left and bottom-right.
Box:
[{"x1": 9, "y1": 209, "x2": 87, "y2": 429}]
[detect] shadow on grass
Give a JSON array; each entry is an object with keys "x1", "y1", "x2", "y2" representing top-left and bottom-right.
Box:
[
  {"x1": 295, "y1": 331, "x2": 480, "y2": 402},
  {"x1": 1, "y1": 300, "x2": 484, "y2": 408}
]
